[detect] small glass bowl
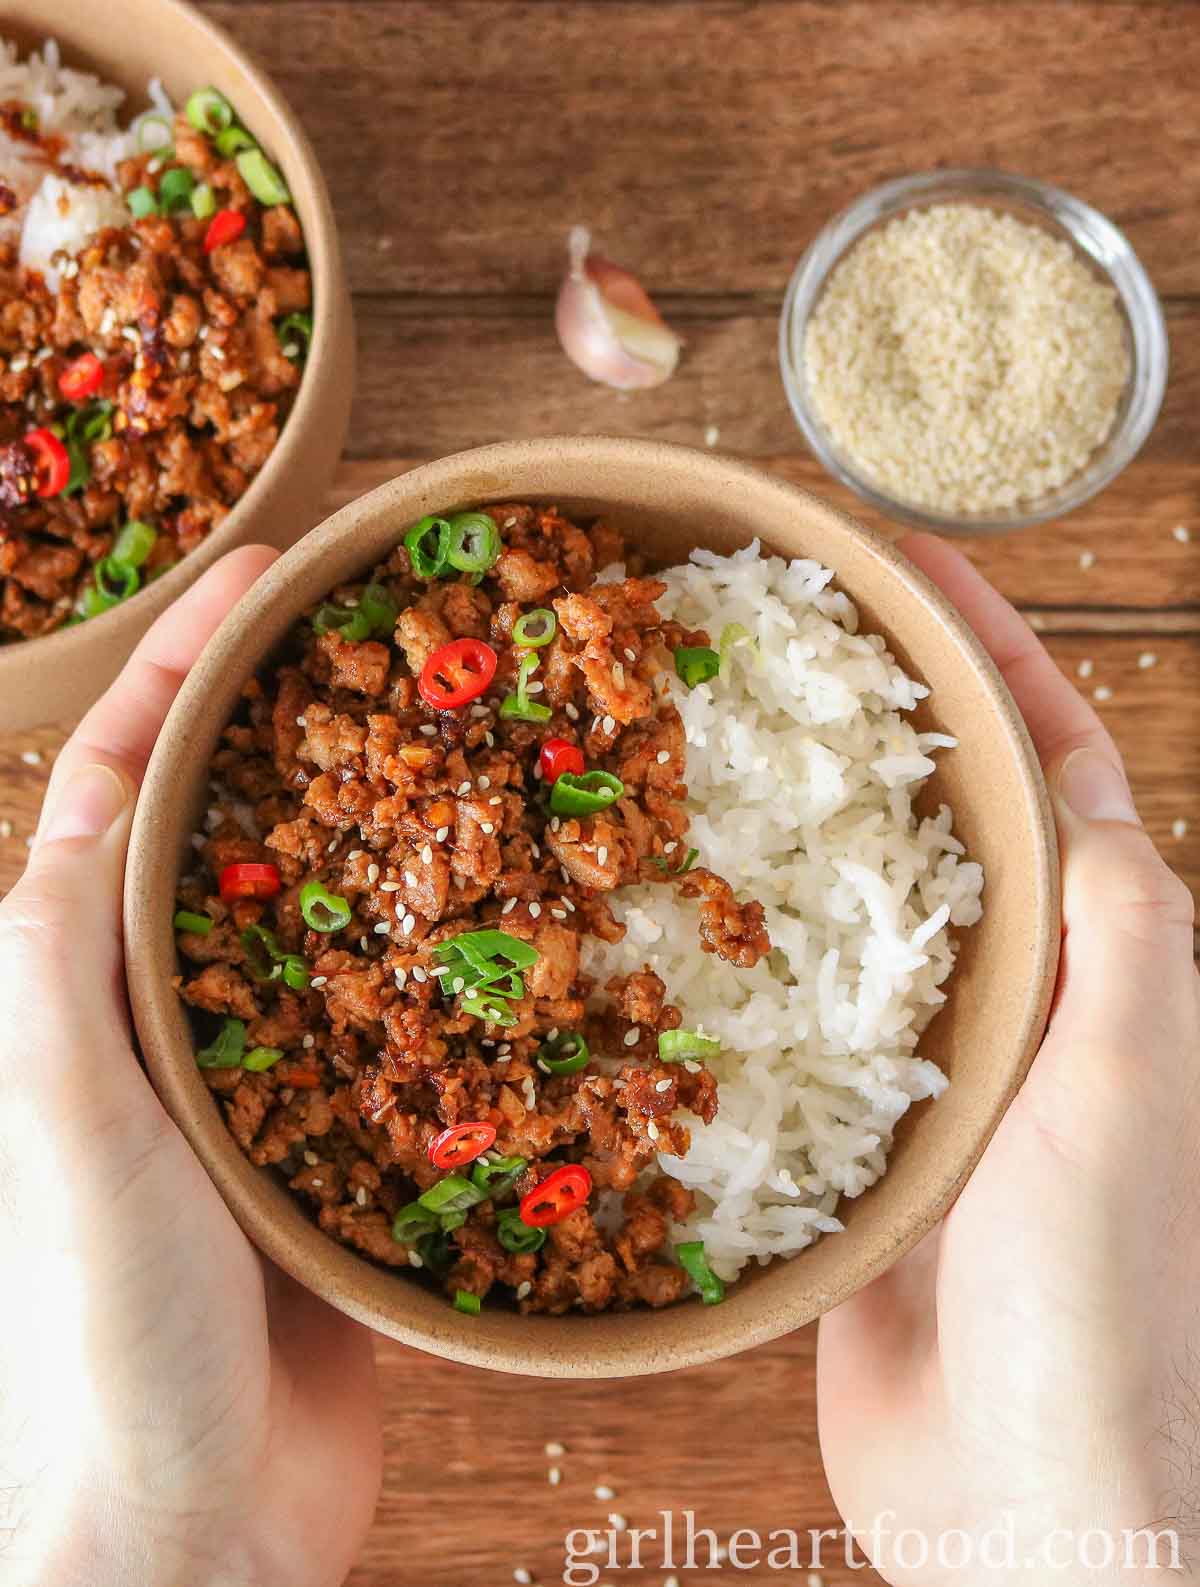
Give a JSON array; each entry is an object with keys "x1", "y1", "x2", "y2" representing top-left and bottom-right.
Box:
[{"x1": 779, "y1": 169, "x2": 1169, "y2": 535}]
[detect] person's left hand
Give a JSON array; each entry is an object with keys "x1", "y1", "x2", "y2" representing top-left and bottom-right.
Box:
[{"x1": 0, "y1": 548, "x2": 381, "y2": 1587}]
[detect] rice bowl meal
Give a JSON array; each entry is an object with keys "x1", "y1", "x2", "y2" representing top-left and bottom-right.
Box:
[
  {"x1": 172, "y1": 503, "x2": 982, "y2": 1314},
  {"x1": 0, "y1": 40, "x2": 311, "y2": 640}
]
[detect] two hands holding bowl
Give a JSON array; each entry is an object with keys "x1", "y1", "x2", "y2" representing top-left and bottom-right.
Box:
[{"x1": 1, "y1": 512, "x2": 1196, "y2": 1587}]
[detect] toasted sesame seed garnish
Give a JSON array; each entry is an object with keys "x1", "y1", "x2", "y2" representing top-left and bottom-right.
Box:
[
  {"x1": 303, "y1": 1150, "x2": 319, "y2": 1166},
  {"x1": 664, "y1": 840, "x2": 677, "y2": 853},
  {"x1": 356, "y1": 1186, "x2": 368, "y2": 1206},
  {"x1": 295, "y1": 715, "x2": 307, "y2": 727},
  {"x1": 548, "y1": 1467, "x2": 562, "y2": 1485},
  {"x1": 1138, "y1": 651, "x2": 1158, "y2": 669},
  {"x1": 302, "y1": 1034, "x2": 315, "y2": 1049},
  {"x1": 624, "y1": 1027, "x2": 640, "y2": 1046},
  {"x1": 527, "y1": 681, "x2": 545, "y2": 695},
  {"x1": 419, "y1": 723, "x2": 437, "y2": 737},
  {"x1": 381, "y1": 880, "x2": 401, "y2": 893},
  {"x1": 489, "y1": 795, "x2": 503, "y2": 805},
  {"x1": 359, "y1": 935, "x2": 370, "y2": 951},
  {"x1": 421, "y1": 844, "x2": 433, "y2": 863},
  {"x1": 373, "y1": 920, "x2": 391, "y2": 935},
  {"x1": 646, "y1": 1122, "x2": 659, "y2": 1141},
  {"x1": 412, "y1": 966, "x2": 428, "y2": 983},
  {"x1": 403, "y1": 870, "x2": 417, "y2": 886},
  {"x1": 1076, "y1": 659, "x2": 1094, "y2": 679},
  {"x1": 612, "y1": 662, "x2": 625, "y2": 686},
  {"x1": 367, "y1": 863, "x2": 380, "y2": 883},
  {"x1": 400, "y1": 913, "x2": 416, "y2": 934},
  {"x1": 529, "y1": 902, "x2": 542, "y2": 918},
  {"x1": 470, "y1": 703, "x2": 489, "y2": 718},
  {"x1": 530, "y1": 843, "x2": 540, "y2": 858},
  {"x1": 327, "y1": 838, "x2": 340, "y2": 854},
  {"x1": 408, "y1": 1251, "x2": 423, "y2": 1268},
  {"x1": 430, "y1": 964, "x2": 451, "y2": 976},
  {"x1": 683, "y1": 1059, "x2": 701, "y2": 1073},
  {"x1": 601, "y1": 715, "x2": 616, "y2": 735},
  {"x1": 19, "y1": 749, "x2": 42, "y2": 766},
  {"x1": 562, "y1": 896, "x2": 575, "y2": 912},
  {"x1": 498, "y1": 1042, "x2": 512, "y2": 1056},
  {"x1": 1079, "y1": 550, "x2": 1096, "y2": 571},
  {"x1": 597, "y1": 846, "x2": 608, "y2": 865},
  {"x1": 550, "y1": 908, "x2": 567, "y2": 920},
  {"x1": 545, "y1": 1441, "x2": 565, "y2": 1457},
  {"x1": 457, "y1": 781, "x2": 472, "y2": 795},
  {"x1": 452, "y1": 976, "x2": 466, "y2": 994},
  {"x1": 502, "y1": 897, "x2": 518, "y2": 914},
  {"x1": 478, "y1": 775, "x2": 491, "y2": 789},
  {"x1": 561, "y1": 866, "x2": 572, "y2": 884},
  {"x1": 656, "y1": 750, "x2": 670, "y2": 764},
  {"x1": 484, "y1": 732, "x2": 495, "y2": 747},
  {"x1": 514, "y1": 1569, "x2": 532, "y2": 1582},
  {"x1": 624, "y1": 648, "x2": 636, "y2": 662},
  {"x1": 550, "y1": 816, "x2": 561, "y2": 832},
  {"x1": 394, "y1": 967, "x2": 408, "y2": 988},
  {"x1": 594, "y1": 1484, "x2": 615, "y2": 1501},
  {"x1": 348, "y1": 849, "x2": 362, "y2": 860},
  {"x1": 310, "y1": 1177, "x2": 323, "y2": 1187},
  {"x1": 516, "y1": 1279, "x2": 532, "y2": 1299},
  {"x1": 591, "y1": 716, "x2": 601, "y2": 732},
  {"x1": 1172, "y1": 818, "x2": 1188, "y2": 839},
  {"x1": 481, "y1": 822, "x2": 495, "y2": 835},
  {"x1": 565, "y1": 702, "x2": 580, "y2": 720},
  {"x1": 310, "y1": 975, "x2": 328, "y2": 988},
  {"x1": 655, "y1": 1078, "x2": 672, "y2": 1092},
  {"x1": 1093, "y1": 685, "x2": 1113, "y2": 702},
  {"x1": 436, "y1": 825, "x2": 450, "y2": 841}
]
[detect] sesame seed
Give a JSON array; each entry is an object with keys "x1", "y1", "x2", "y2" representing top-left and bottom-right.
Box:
[
  {"x1": 497, "y1": 1043, "x2": 512, "y2": 1056},
  {"x1": 502, "y1": 897, "x2": 518, "y2": 914},
  {"x1": 401, "y1": 913, "x2": 415, "y2": 934},
  {"x1": 551, "y1": 908, "x2": 567, "y2": 920},
  {"x1": 452, "y1": 976, "x2": 465, "y2": 994},
  {"x1": 548, "y1": 1027, "x2": 560, "y2": 1040},
  {"x1": 656, "y1": 750, "x2": 670, "y2": 764},
  {"x1": 302, "y1": 1034, "x2": 315, "y2": 1049},
  {"x1": 408, "y1": 1251, "x2": 423, "y2": 1268},
  {"x1": 1079, "y1": 550, "x2": 1096, "y2": 571},
  {"x1": 295, "y1": 715, "x2": 307, "y2": 727},
  {"x1": 404, "y1": 870, "x2": 417, "y2": 886},
  {"x1": 419, "y1": 724, "x2": 437, "y2": 737},
  {"x1": 367, "y1": 863, "x2": 379, "y2": 883},
  {"x1": 1172, "y1": 818, "x2": 1188, "y2": 840},
  {"x1": 431, "y1": 964, "x2": 451, "y2": 976},
  {"x1": 548, "y1": 1467, "x2": 562, "y2": 1485},
  {"x1": 545, "y1": 1441, "x2": 565, "y2": 1457},
  {"x1": 561, "y1": 867, "x2": 571, "y2": 884},
  {"x1": 303, "y1": 1150, "x2": 319, "y2": 1166},
  {"x1": 624, "y1": 1028, "x2": 640, "y2": 1046},
  {"x1": 479, "y1": 775, "x2": 491, "y2": 789},
  {"x1": 421, "y1": 845, "x2": 433, "y2": 864},
  {"x1": 310, "y1": 1178, "x2": 323, "y2": 1188},
  {"x1": 531, "y1": 843, "x2": 540, "y2": 858},
  {"x1": 19, "y1": 749, "x2": 42, "y2": 766},
  {"x1": 597, "y1": 846, "x2": 608, "y2": 866},
  {"x1": 550, "y1": 816, "x2": 561, "y2": 832},
  {"x1": 374, "y1": 920, "x2": 391, "y2": 935},
  {"x1": 394, "y1": 968, "x2": 408, "y2": 988},
  {"x1": 489, "y1": 795, "x2": 503, "y2": 805},
  {"x1": 381, "y1": 880, "x2": 402, "y2": 892},
  {"x1": 601, "y1": 715, "x2": 616, "y2": 735},
  {"x1": 1138, "y1": 651, "x2": 1158, "y2": 669},
  {"x1": 527, "y1": 681, "x2": 545, "y2": 695},
  {"x1": 349, "y1": 850, "x2": 363, "y2": 860},
  {"x1": 1093, "y1": 685, "x2": 1113, "y2": 702},
  {"x1": 655, "y1": 1078, "x2": 672, "y2": 1092},
  {"x1": 356, "y1": 1186, "x2": 368, "y2": 1206},
  {"x1": 207, "y1": 344, "x2": 226, "y2": 362},
  {"x1": 470, "y1": 704, "x2": 489, "y2": 718},
  {"x1": 529, "y1": 902, "x2": 541, "y2": 918},
  {"x1": 664, "y1": 840, "x2": 677, "y2": 853},
  {"x1": 647, "y1": 1121, "x2": 660, "y2": 1141},
  {"x1": 481, "y1": 822, "x2": 495, "y2": 835},
  {"x1": 412, "y1": 965, "x2": 428, "y2": 984},
  {"x1": 327, "y1": 838, "x2": 339, "y2": 854},
  {"x1": 516, "y1": 1280, "x2": 532, "y2": 1299},
  {"x1": 562, "y1": 897, "x2": 575, "y2": 912},
  {"x1": 565, "y1": 703, "x2": 580, "y2": 721},
  {"x1": 683, "y1": 1059, "x2": 701, "y2": 1074},
  {"x1": 311, "y1": 975, "x2": 328, "y2": 988},
  {"x1": 435, "y1": 826, "x2": 449, "y2": 841},
  {"x1": 594, "y1": 1485, "x2": 615, "y2": 1501},
  {"x1": 1076, "y1": 659, "x2": 1094, "y2": 679},
  {"x1": 457, "y1": 781, "x2": 472, "y2": 796},
  {"x1": 624, "y1": 648, "x2": 636, "y2": 662},
  {"x1": 1173, "y1": 525, "x2": 1191, "y2": 542},
  {"x1": 612, "y1": 662, "x2": 625, "y2": 687},
  {"x1": 190, "y1": 833, "x2": 206, "y2": 850}
]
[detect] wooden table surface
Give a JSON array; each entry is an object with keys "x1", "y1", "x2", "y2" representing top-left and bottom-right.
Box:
[{"x1": 4, "y1": 4, "x2": 1199, "y2": 1584}]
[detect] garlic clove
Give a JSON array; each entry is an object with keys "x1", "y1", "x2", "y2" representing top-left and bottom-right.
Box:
[{"x1": 554, "y1": 226, "x2": 681, "y2": 390}]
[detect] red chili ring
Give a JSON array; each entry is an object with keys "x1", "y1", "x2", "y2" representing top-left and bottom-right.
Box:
[
  {"x1": 518, "y1": 1163, "x2": 593, "y2": 1227},
  {"x1": 428, "y1": 1121, "x2": 497, "y2": 1171},
  {"x1": 23, "y1": 428, "x2": 70, "y2": 498},
  {"x1": 539, "y1": 737, "x2": 585, "y2": 783},
  {"x1": 418, "y1": 637, "x2": 498, "y2": 711},
  {"x1": 204, "y1": 208, "x2": 246, "y2": 253},
  {"x1": 219, "y1": 861, "x2": 282, "y2": 901},
  {"x1": 58, "y1": 352, "x2": 104, "y2": 402}
]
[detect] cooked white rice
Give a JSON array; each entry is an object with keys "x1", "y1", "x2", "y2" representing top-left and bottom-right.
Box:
[
  {"x1": 583, "y1": 543, "x2": 984, "y2": 1281},
  {"x1": 0, "y1": 38, "x2": 172, "y2": 286}
]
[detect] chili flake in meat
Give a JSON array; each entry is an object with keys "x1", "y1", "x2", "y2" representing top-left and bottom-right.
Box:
[{"x1": 174, "y1": 504, "x2": 769, "y2": 1313}]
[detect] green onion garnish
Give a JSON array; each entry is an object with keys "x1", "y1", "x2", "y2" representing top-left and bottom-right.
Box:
[
  {"x1": 445, "y1": 511, "x2": 501, "y2": 574},
  {"x1": 676, "y1": 1241, "x2": 725, "y2": 1305},
  {"x1": 416, "y1": 1229, "x2": 456, "y2": 1275},
  {"x1": 499, "y1": 651, "x2": 551, "y2": 724},
  {"x1": 357, "y1": 582, "x2": 398, "y2": 636},
  {"x1": 548, "y1": 769, "x2": 624, "y2": 818},
  {"x1": 157, "y1": 166, "x2": 195, "y2": 213},
  {"x1": 277, "y1": 309, "x2": 313, "y2": 361},
  {"x1": 173, "y1": 909, "x2": 213, "y2": 936},
  {"x1": 190, "y1": 181, "x2": 216, "y2": 220},
  {"x1": 196, "y1": 1017, "x2": 246, "y2": 1069},
  {"x1": 511, "y1": 608, "x2": 556, "y2": 648},
  {"x1": 470, "y1": 1153, "x2": 527, "y2": 1197},
  {"x1": 236, "y1": 148, "x2": 291, "y2": 206},
  {"x1": 135, "y1": 112, "x2": 174, "y2": 153},
  {"x1": 312, "y1": 601, "x2": 372, "y2": 642},
  {"x1": 299, "y1": 880, "x2": 352, "y2": 933},
  {"x1": 214, "y1": 124, "x2": 256, "y2": 158},
  {"x1": 111, "y1": 520, "x2": 157, "y2": 569},
  {"x1": 391, "y1": 1202, "x2": 439, "y2": 1244},
  {"x1": 404, "y1": 516, "x2": 452, "y2": 578},
  {"x1": 497, "y1": 1207, "x2": 546, "y2": 1255},
  {"x1": 243, "y1": 1046, "x2": 284, "y2": 1072},
  {"x1": 653, "y1": 846, "x2": 698, "y2": 876},
  {"x1": 94, "y1": 555, "x2": 140, "y2": 606},
  {"x1": 460, "y1": 987, "x2": 520, "y2": 1027},
  {"x1": 281, "y1": 956, "x2": 310, "y2": 991},
  {"x1": 435, "y1": 929, "x2": 539, "y2": 979},
  {"x1": 240, "y1": 923, "x2": 308, "y2": 989},
  {"x1": 453, "y1": 1289, "x2": 481, "y2": 1315},
  {"x1": 675, "y1": 646, "x2": 720, "y2": 689},
  {"x1": 659, "y1": 1029, "x2": 720, "y2": 1063},
  {"x1": 418, "y1": 1175, "x2": 488, "y2": 1217},
  {"x1": 126, "y1": 185, "x2": 158, "y2": 219},
  {"x1": 535, "y1": 1031, "x2": 589, "y2": 1076},
  {"x1": 185, "y1": 86, "x2": 235, "y2": 136}
]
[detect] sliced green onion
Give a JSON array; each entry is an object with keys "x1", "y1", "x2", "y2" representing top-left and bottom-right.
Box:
[
  {"x1": 676, "y1": 1240, "x2": 725, "y2": 1305},
  {"x1": 239, "y1": 923, "x2": 285, "y2": 984},
  {"x1": 535, "y1": 1031, "x2": 589, "y2": 1076},
  {"x1": 126, "y1": 185, "x2": 158, "y2": 219},
  {"x1": 499, "y1": 651, "x2": 551, "y2": 724},
  {"x1": 135, "y1": 112, "x2": 174, "y2": 152},
  {"x1": 461, "y1": 987, "x2": 520, "y2": 1027},
  {"x1": 453, "y1": 1289, "x2": 481, "y2": 1315},
  {"x1": 549, "y1": 769, "x2": 624, "y2": 817},
  {"x1": 418, "y1": 1175, "x2": 488, "y2": 1217},
  {"x1": 512, "y1": 608, "x2": 556, "y2": 648},
  {"x1": 173, "y1": 909, "x2": 213, "y2": 936},
  {"x1": 62, "y1": 434, "x2": 90, "y2": 498},
  {"x1": 299, "y1": 880, "x2": 352, "y2": 933},
  {"x1": 196, "y1": 1017, "x2": 246, "y2": 1069},
  {"x1": 357, "y1": 582, "x2": 398, "y2": 636},
  {"x1": 436, "y1": 929, "x2": 539, "y2": 976},
  {"x1": 391, "y1": 1202, "x2": 439, "y2": 1244},
  {"x1": 185, "y1": 86, "x2": 235, "y2": 136},
  {"x1": 718, "y1": 622, "x2": 756, "y2": 674},
  {"x1": 675, "y1": 646, "x2": 720, "y2": 689},
  {"x1": 75, "y1": 400, "x2": 113, "y2": 444},
  {"x1": 236, "y1": 148, "x2": 291, "y2": 206},
  {"x1": 214, "y1": 124, "x2": 256, "y2": 158},
  {"x1": 312, "y1": 601, "x2": 372, "y2": 643},
  {"x1": 445, "y1": 511, "x2": 501, "y2": 574},
  {"x1": 497, "y1": 1206, "x2": 546, "y2": 1254},
  {"x1": 281, "y1": 956, "x2": 310, "y2": 992},
  {"x1": 77, "y1": 582, "x2": 118, "y2": 620},
  {"x1": 190, "y1": 181, "x2": 216, "y2": 219},
  {"x1": 659, "y1": 1029, "x2": 721, "y2": 1063},
  {"x1": 243, "y1": 1046, "x2": 283, "y2": 1072},
  {"x1": 157, "y1": 166, "x2": 195, "y2": 213},
  {"x1": 111, "y1": 519, "x2": 157, "y2": 569},
  {"x1": 652, "y1": 845, "x2": 699, "y2": 876},
  {"x1": 438, "y1": 1209, "x2": 468, "y2": 1233},
  {"x1": 277, "y1": 309, "x2": 313, "y2": 361},
  {"x1": 416, "y1": 1229, "x2": 456, "y2": 1275},
  {"x1": 94, "y1": 555, "x2": 140, "y2": 605},
  {"x1": 404, "y1": 515, "x2": 452, "y2": 578},
  {"x1": 470, "y1": 1153, "x2": 527, "y2": 1197}
]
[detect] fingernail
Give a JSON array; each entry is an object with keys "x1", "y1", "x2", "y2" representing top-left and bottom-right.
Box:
[
  {"x1": 42, "y1": 763, "x2": 132, "y2": 843},
  {"x1": 1056, "y1": 747, "x2": 1139, "y2": 825}
]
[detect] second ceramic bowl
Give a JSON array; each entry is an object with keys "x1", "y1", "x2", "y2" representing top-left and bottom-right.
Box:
[
  {"x1": 1, "y1": 0, "x2": 353, "y2": 730},
  {"x1": 125, "y1": 437, "x2": 1060, "y2": 1378}
]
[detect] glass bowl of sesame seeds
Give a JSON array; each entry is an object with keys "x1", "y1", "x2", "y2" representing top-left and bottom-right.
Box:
[{"x1": 779, "y1": 169, "x2": 1168, "y2": 535}]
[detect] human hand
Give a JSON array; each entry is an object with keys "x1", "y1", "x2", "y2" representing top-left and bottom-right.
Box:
[
  {"x1": 818, "y1": 535, "x2": 1200, "y2": 1583},
  {"x1": 0, "y1": 549, "x2": 381, "y2": 1587}
]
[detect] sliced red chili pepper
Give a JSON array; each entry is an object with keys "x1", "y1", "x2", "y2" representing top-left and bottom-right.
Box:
[
  {"x1": 419, "y1": 637, "x2": 497, "y2": 711},
  {"x1": 428, "y1": 1121, "x2": 497, "y2": 1170},
  {"x1": 204, "y1": 208, "x2": 246, "y2": 253},
  {"x1": 23, "y1": 428, "x2": 70, "y2": 498},
  {"x1": 219, "y1": 861, "x2": 282, "y2": 901},
  {"x1": 58, "y1": 352, "x2": 105, "y2": 402},
  {"x1": 539, "y1": 737, "x2": 585, "y2": 783},
  {"x1": 519, "y1": 1163, "x2": 592, "y2": 1227}
]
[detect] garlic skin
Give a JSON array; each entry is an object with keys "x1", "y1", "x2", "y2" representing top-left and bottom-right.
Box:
[{"x1": 554, "y1": 226, "x2": 681, "y2": 390}]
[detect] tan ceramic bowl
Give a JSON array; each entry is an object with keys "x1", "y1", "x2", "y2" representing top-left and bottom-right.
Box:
[
  {"x1": 1, "y1": 0, "x2": 353, "y2": 731},
  {"x1": 126, "y1": 438, "x2": 1060, "y2": 1378}
]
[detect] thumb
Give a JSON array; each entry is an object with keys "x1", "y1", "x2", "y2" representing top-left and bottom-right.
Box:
[{"x1": 1047, "y1": 746, "x2": 1196, "y2": 1056}]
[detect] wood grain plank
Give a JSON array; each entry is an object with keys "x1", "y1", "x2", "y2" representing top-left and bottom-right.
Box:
[{"x1": 200, "y1": 1, "x2": 1200, "y2": 297}]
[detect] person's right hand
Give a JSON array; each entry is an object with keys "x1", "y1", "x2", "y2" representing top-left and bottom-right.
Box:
[{"x1": 818, "y1": 535, "x2": 1200, "y2": 1583}]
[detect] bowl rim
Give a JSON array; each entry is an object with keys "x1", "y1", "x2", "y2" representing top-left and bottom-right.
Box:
[
  {"x1": 125, "y1": 436, "x2": 1060, "y2": 1377},
  {"x1": 0, "y1": 0, "x2": 345, "y2": 691},
  {"x1": 779, "y1": 166, "x2": 1169, "y2": 535}
]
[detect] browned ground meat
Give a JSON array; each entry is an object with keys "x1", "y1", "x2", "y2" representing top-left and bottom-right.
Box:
[
  {"x1": 0, "y1": 103, "x2": 309, "y2": 641},
  {"x1": 175, "y1": 506, "x2": 769, "y2": 1313}
]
